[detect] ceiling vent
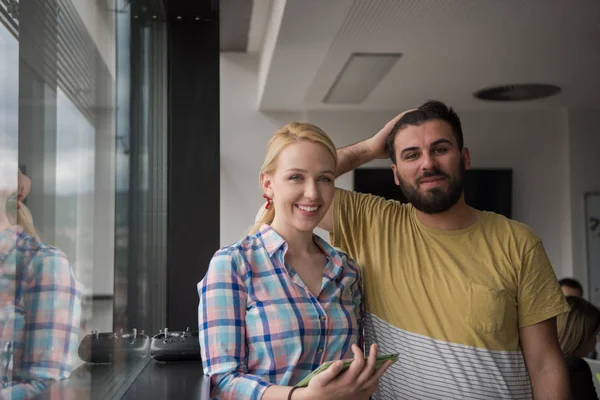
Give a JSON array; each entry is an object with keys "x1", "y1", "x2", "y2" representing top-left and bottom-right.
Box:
[
  {"x1": 324, "y1": 53, "x2": 402, "y2": 104},
  {"x1": 474, "y1": 84, "x2": 561, "y2": 101}
]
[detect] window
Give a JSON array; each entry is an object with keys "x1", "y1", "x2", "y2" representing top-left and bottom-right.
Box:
[{"x1": 0, "y1": 0, "x2": 168, "y2": 397}]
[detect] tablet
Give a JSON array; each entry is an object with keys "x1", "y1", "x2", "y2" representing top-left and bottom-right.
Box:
[{"x1": 295, "y1": 353, "x2": 399, "y2": 388}]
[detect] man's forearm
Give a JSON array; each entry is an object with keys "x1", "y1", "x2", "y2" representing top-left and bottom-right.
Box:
[
  {"x1": 335, "y1": 139, "x2": 375, "y2": 177},
  {"x1": 530, "y1": 361, "x2": 571, "y2": 400}
]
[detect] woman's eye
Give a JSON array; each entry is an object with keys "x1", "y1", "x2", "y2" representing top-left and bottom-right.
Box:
[
  {"x1": 289, "y1": 175, "x2": 303, "y2": 181},
  {"x1": 319, "y1": 176, "x2": 332, "y2": 183}
]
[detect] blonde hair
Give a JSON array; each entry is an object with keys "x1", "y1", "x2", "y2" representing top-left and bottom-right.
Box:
[
  {"x1": 248, "y1": 122, "x2": 337, "y2": 235},
  {"x1": 17, "y1": 202, "x2": 40, "y2": 241},
  {"x1": 557, "y1": 296, "x2": 600, "y2": 358}
]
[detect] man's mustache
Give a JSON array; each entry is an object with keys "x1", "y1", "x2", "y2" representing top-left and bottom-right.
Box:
[{"x1": 417, "y1": 168, "x2": 450, "y2": 185}]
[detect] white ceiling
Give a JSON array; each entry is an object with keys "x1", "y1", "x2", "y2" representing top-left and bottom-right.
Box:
[{"x1": 255, "y1": 0, "x2": 600, "y2": 111}]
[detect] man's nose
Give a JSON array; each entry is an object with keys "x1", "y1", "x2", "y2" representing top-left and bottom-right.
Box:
[{"x1": 421, "y1": 153, "x2": 439, "y2": 171}]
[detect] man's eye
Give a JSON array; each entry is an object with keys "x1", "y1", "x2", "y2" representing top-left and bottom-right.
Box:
[
  {"x1": 433, "y1": 147, "x2": 448, "y2": 154},
  {"x1": 405, "y1": 153, "x2": 418, "y2": 160}
]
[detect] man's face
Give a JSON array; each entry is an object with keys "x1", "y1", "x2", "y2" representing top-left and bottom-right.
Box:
[
  {"x1": 561, "y1": 285, "x2": 583, "y2": 298},
  {"x1": 391, "y1": 119, "x2": 470, "y2": 214}
]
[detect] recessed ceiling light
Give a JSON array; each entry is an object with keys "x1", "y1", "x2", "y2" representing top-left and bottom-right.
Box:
[{"x1": 474, "y1": 84, "x2": 561, "y2": 101}]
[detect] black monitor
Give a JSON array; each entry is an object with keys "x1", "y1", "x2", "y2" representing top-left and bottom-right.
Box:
[{"x1": 353, "y1": 168, "x2": 512, "y2": 218}]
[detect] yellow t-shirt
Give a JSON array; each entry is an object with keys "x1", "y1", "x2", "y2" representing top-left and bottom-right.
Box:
[{"x1": 331, "y1": 189, "x2": 569, "y2": 400}]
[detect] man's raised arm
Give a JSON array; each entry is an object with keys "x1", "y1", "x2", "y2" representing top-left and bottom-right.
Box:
[
  {"x1": 318, "y1": 109, "x2": 413, "y2": 232},
  {"x1": 334, "y1": 109, "x2": 414, "y2": 177}
]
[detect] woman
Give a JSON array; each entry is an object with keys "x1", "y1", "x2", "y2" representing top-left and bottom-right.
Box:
[
  {"x1": 198, "y1": 123, "x2": 391, "y2": 400},
  {"x1": 557, "y1": 296, "x2": 600, "y2": 400},
  {"x1": 1, "y1": 160, "x2": 82, "y2": 399}
]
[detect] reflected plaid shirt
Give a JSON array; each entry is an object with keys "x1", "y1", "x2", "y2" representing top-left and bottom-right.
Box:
[
  {"x1": 0, "y1": 226, "x2": 82, "y2": 400},
  {"x1": 198, "y1": 225, "x2": 363, "y2": 400}
]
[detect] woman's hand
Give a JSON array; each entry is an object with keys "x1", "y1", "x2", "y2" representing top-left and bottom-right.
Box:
[{"x1": 295, "y1": 344, "x2": 393, "y2": 400}]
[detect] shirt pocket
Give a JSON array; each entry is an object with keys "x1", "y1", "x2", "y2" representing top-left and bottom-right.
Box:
[{"x1": 467, "y1": 281, "x2": 508, "y2": 333}]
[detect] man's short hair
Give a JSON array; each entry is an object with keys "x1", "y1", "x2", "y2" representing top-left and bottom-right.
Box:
[
  {"x1": 559, "y1": 278, "x2": 584, "y2": 295},
  {"x1": 385, "y1": 100, "x2": 464, "y2": 163}
]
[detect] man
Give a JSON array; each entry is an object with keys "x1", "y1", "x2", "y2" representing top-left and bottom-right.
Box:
[
  {"x1": 318, "y1": 101, "x2": 571, "y2": 399},
  {"x1": 559, "y1": 278, "x2": 584, "y2": 297}
]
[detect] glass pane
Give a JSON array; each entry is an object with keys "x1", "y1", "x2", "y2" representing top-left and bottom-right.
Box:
[{"x1": 1, "y1": 0, "x2": 167, "y2": 398}]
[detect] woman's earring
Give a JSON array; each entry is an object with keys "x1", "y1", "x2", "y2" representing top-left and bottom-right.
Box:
[{"x1": 262, "y1": 194, "x2": 272, "y2": 209}]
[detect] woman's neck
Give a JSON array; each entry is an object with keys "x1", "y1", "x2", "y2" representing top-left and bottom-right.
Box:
[{"x1": 269, "y1": 219, "x2": 318, "y2": 255}]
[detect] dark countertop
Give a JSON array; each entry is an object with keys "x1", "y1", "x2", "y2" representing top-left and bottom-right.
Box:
[{"x1": 33, "y1": 358, "x2": 209, "y2": 399}]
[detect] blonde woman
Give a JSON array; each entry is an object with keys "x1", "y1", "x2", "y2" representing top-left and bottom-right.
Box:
[
  {"x1": 557, "y1": 296, "x2": 600, "y2": 400},
  {"x1": 198, "y1": 123, "x2": 391, "y2": 400}
]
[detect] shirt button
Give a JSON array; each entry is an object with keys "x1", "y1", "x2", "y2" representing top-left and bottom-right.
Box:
[
  {"x1": 319, "y1": 315, "x2": 326, "y2": 321},
  {"x1": 317, "y1": 347, "x2": 323, "y2": 353}
]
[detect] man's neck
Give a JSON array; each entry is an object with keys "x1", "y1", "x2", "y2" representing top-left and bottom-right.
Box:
[{"x1": 414, "y1": 198, "x2": 479, "y2": 231}]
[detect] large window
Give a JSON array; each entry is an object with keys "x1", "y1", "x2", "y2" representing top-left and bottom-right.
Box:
[{"x1": 0, "y1": 0, "x2": 168, "y2": 397}]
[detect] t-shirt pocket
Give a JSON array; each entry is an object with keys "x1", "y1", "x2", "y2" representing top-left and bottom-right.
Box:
[{"x1": 467, "y1": 281, "x2": 507, "y2": 333}]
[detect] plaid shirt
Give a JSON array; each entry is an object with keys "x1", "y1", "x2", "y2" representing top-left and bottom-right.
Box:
[
  {"x1": 198, "y1": 224, "x2": 363, "y2": 400},
  {"x1": 0, "y1": 226, "x2": 82, "y2": 400}
]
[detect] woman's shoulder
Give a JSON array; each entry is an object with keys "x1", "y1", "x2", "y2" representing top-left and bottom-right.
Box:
[
  {"x1": 209, "y1": 233, "x2": 266, "y2": 272},
  {"x1": 13, "y1": 229, "x2": 81, "y2": 289},
  {"x1": 214, "y1": 232, "x2": 264, "y2": 257}
]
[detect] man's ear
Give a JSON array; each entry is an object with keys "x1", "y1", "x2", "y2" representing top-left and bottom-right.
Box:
[
  {"x1": 391, "y1": 163, "x2": 400, "y2": 186},
  {"x1": 260, "y1": 173, "x2": 274, "y2": 197},
  {"x1": 462, "y1": 147, "x2": 471, "y2": 170}
]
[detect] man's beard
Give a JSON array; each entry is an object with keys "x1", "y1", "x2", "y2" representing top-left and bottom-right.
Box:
[{"x1": 396, "y1": 158, "x2": 465, "y2": 214}]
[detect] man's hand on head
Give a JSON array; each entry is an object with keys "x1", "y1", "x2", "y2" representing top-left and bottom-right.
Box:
[{"x1": 367, "y1": 109, "x2": 416, "y2": 160}]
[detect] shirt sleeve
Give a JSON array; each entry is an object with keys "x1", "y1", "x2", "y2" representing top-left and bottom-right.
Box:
[
  {"x1": 348, "y1": 257, "x2": 365, "y2": 351},
  {"x1": 198, "y1": 250, "x2": 271, "y2": 400},
  {"x1": 2, "y1": 250, "x2": 82, "y2": 400},
  {"x1": 330, "y1": 188, "x2": 389, "y2": 259},
  {"x1": 517, "y1": 241, "x2": 570, "y2": 328}
]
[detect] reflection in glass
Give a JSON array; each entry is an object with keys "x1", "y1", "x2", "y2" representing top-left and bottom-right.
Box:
[
  {"x1": 1, "y1": 144, "x2": 83, "y2": 398},
  {"x1": 1, "y1": 0, "x2": 168, "y2": 396}
]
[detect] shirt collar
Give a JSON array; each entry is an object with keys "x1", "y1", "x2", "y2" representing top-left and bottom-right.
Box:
[{"x1": 257, "y1": 224, "x2": 344, "y2": 268}]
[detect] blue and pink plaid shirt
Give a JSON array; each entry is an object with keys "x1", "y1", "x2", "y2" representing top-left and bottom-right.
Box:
[
  {"x1": 0, "y1": 226, "x2": 82, "y2": 400},
  {"x1": 198, "y1": 224, "x2": 363, "y2": 400}
]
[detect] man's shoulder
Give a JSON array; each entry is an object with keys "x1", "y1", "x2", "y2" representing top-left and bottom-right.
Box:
[
  {"x1": 336, "y1": 188, "x2": 410, "y2": 215},
  {"x1": 480, "y1": 211, "x2": 541, "y2": 246}
]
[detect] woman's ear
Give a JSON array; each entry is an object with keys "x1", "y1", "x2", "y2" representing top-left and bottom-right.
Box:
[{"x1": 260, "y1": 173, "x2": 274, "y2": 198}]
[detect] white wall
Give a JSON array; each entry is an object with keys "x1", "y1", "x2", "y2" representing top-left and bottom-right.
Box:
[
  {"x1": 568, "y1": 109, "x2": 600, "y2": 294},
  {"x1": 221, "y1": 53, "x2": 572, "y2": 277},
  {"x1": 221, "y1": 54, "x2": 300, "y2": 244}
]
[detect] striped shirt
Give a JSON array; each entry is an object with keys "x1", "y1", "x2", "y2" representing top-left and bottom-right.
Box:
[
  {"x1": 0, "y1": 225, "x2": 82, "y2": 399},
  {"x1": 331, "y1": 189, "x2": 570, "y2": 399},
  {"x1": 198, "y1": 224, "x2": 363, "y2": 400}
]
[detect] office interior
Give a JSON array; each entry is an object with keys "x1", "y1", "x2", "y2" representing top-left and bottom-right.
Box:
[{"x1": 0, "y1": 0, "x2": 599, "y2": 398}]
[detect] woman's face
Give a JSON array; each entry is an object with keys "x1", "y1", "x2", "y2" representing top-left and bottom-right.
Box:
[{"x1": 262, "y1": 140, "x2": 335, "y2": 234}]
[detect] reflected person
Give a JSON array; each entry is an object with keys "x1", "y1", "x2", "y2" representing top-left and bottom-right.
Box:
[{"x1": 0, "y1": 162, "x2": 82, "y2": 399}]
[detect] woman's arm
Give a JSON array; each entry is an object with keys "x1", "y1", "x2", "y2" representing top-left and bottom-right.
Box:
[{"x1": 199, "y1": 250, "x2": 277, "y2": 399}]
